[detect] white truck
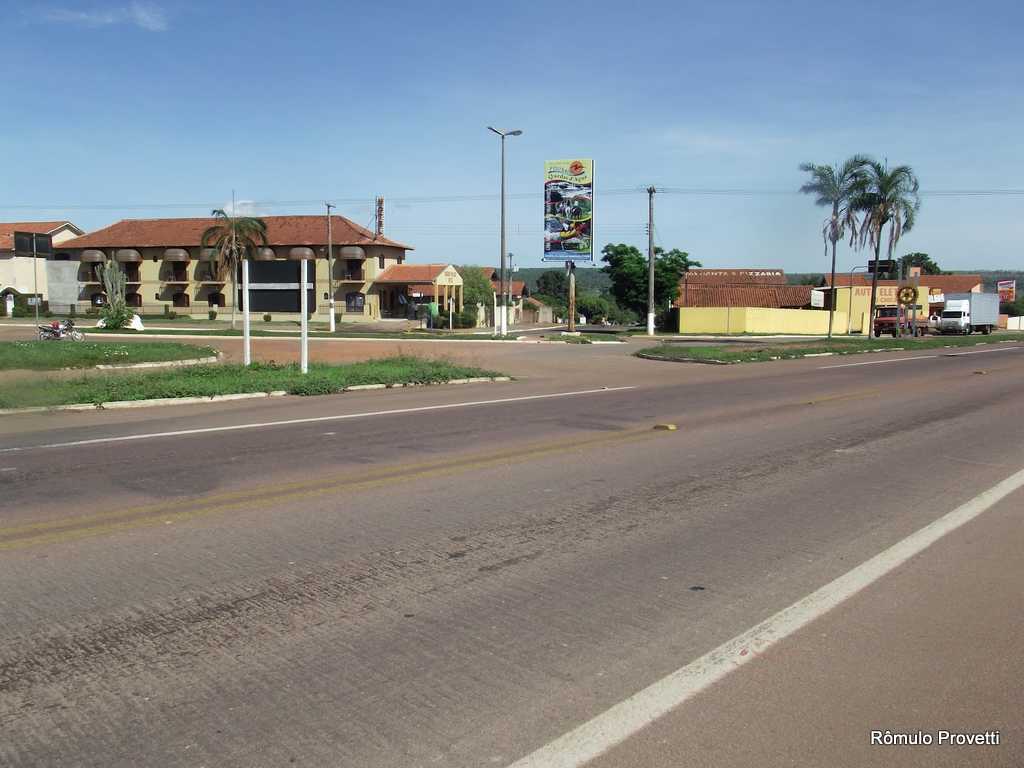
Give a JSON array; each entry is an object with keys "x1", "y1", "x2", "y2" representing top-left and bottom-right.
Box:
[{"x1": 939, "y1": 292, "x2": 1000, "y2": 335}]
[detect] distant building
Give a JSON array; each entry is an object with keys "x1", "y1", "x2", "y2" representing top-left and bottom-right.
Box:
[
  {"x1": 0, "y1": 221, "x2": 84, "y2": 307},
  {"x1": 825, "y1": 270, "x2": 982, "y2": 313},
  {"x1": 675, "y1": 269, "x2": 813, "y2": 309},
  {"x1": 53, "y1": 215, "x2": 413, "y2": 320}
]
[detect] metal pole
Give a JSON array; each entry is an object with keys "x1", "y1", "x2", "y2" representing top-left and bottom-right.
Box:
[
  {"x1": 647, "y1": 186, "x2": 656, "y2": 335},
  {"x1": 32, "y1": 237, "x2": 40, "y2": 326},
  {"x1": 242, "y1": 258, "x2": 251, "y2": 366},
  {"x1": 499, "y1": 134, "x2": 507, "y2": 337},
  {"x1": 567, "y1": 261, "x2": 576, "y2": 332},
  {"x1": 300, "y1": 258, "x2": 309, "y2": 374},
  {"x1": 326, "y1": 202, "x2": 335, "y2": 333}
]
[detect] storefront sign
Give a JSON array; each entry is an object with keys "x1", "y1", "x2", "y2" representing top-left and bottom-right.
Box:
[
  {"x1": 998, "y1": 280, "x2": 1016, "y2": 302},
  {"x1": 544, "y1": 159, "x2": 593, "y2": 262}
]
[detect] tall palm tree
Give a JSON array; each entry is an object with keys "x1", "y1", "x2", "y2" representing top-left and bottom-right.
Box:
[
  {"x1": 854, "y1": 161, "x2": 921, "y2": 334},
  {"x1": 799, "y1": 155, "x2": 871, "y2": 338},
  {"x1": 200, "y1": 209, "x2": 269, "y2": 329}
]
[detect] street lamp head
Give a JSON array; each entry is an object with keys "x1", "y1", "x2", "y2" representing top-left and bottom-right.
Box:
[{"x1": 487, "y1": 126, "x2": 523, "y2": 137}]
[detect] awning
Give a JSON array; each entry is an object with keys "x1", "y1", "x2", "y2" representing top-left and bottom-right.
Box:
[
  {"x1": 339, "y1": 246, "x2": 365, "y2": 259},
  {"x1": 197, "y1": 248, "x2": 219, "y2": 261},
  {"x1": 163, "y1": 248, "x2": 191, "y2": 262},
  {"x1": 81, "y1": 250, "x2": 106, "y2": 263},
  {"x1": 253, "y1": 247, "x2": 277, "y2": 261},
  {"x1": 288, "y1": 247, "x2": 316, "y2": 260},
  {"x1": 115, "y1": 249, "x2": 142, "y2": 263}
]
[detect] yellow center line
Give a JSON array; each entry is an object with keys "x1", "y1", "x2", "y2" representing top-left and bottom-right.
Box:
[{"x1": 0, "y1": 427, "x2": 673, "y2": 551}]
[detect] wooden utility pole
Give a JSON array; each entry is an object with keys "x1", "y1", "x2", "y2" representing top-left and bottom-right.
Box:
[{"x1": 647, "y1": 186, "x2": 656, "y2": 335}]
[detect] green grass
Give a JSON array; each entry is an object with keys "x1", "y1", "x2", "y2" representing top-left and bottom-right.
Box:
[
  {"x1": 0, "y1": 356, "x2": 503, "y2": 409},
  {"x1": 0, "y1": 341, "x2": 218, "y2": 370},
  {"x1": 636, "y1": 333, "x2": 1024, "y2": 364}
]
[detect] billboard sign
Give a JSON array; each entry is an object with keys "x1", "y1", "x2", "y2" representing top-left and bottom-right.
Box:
[
  {"x1": 13, "y1": 231, "x2": 53, "y2": 257},
  {"x1": 810, "y1": 289, "x2": 825, "y2": 308},
  {"x1": 998, "y1": 279, "x2": 1016, "y2": 302},
  {"x1": 543, "y1": 159, "x2": 593, "y2": 262}
]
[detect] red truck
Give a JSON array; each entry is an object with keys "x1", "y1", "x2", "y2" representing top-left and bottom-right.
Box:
[{"x1": 873, "y1": 306, "x2": 931, "y2": 337}]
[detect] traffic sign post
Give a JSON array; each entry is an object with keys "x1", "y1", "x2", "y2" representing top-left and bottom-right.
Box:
[{"x1": 868, "y1": 259, "x2": 896, "y2": 274}]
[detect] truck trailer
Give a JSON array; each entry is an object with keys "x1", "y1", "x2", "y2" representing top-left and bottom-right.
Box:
[{"x1": 939, "y1": 292, "x2": 1000, "y2": 335}]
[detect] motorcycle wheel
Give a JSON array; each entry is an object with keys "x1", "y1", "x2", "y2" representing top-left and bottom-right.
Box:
[
  {"x1": 38, "y1": 331, "x2": 48, "y2": 341},
  {"x1": 71, "y1": 330, "x2": 85, "y2": 342}
]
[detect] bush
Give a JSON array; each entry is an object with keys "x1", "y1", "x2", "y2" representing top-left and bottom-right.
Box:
[
  {"x1": 263, "y1": 313, "x2": 272, "y2": 322},
  {"x1": 163, "y1": 304, "x2": 171, "y2": 317},
  {"x1": 100, "y1": 303, "x2": 133, "y2": 330},
  {"x1": 208, "y1": 309, "x2": 218, "y2": 321},
  {"x1": 167, "y1": 311, "x2": 178, "y2": 320}
]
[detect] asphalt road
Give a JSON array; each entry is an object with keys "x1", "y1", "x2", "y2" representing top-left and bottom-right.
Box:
[{"x1": 2, "y1": 340, "x2": 1023, "y2": 767}]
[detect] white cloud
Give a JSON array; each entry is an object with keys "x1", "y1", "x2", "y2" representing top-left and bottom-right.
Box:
[
  {"x1": 38, "y1": 2, "x2": 168, "y2": 31},
  {"x1": 658, "y1": 127, "x2": 791, "y2": 157},
  {"x1": 222, "y1": 200, "x2": 260, "y2": 217}
]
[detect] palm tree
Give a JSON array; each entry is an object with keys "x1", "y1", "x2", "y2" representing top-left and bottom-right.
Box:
[
  {"x1": 200, "y1": 209, "x2": 269, "y2": 329},
  {"x1": 854, "y1": 161, "x2": 921, "y2": 334},
  {"x1": 799, "y1": 156, "x2": 871, "y2": 338}
]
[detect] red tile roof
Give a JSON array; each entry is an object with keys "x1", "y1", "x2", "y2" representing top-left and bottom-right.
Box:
[
  {"x1": 376, "y1": 264, "x2": 450, "y2": 283},
  {"x1": 56, "y1": 215, "x2": 411, "y2": 251},
  {"x1": 682, "y1": 269, "x2": 787, "y2": 286},
  {"x1": 0, "y1": 221, "x2": 79, "y2": 252},
  {"x1": 675, "y1": 285, "x2": 814, "y2": 308},
  {"x1": 826, "y1": 274, "x2": 982, "y2": 292}
]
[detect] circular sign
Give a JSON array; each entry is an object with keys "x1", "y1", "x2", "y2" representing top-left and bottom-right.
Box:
[{"x1": 897, "y1": 286, "x2": 917, "y2": 305}]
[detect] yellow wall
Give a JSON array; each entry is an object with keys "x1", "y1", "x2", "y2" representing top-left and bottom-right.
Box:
[{"x1": 677, "y1": 307, "x2": 850, "y2": 335}]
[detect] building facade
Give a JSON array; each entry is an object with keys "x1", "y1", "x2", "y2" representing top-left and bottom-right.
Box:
[
  {"x1": 0, "y1": 221, "x2": 84, "y2": 308},
  {"x1": 52, "y1": 215, "x2": 413, "y2": 321}
]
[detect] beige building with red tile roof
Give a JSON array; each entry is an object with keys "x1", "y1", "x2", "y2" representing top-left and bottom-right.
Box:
[{"x1": 53, "y1": 215, "x2": 415, "y2": 321}]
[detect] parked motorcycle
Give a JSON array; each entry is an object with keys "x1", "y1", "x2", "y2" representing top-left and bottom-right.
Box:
[{"x1": 37, "y1": 318, "x2": 85, "y2": 342}]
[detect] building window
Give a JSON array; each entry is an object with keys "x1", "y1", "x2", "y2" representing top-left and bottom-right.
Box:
[
  {"x1": 126, "y1": 293, "x2": 142, "y2": 308},
  {"x1": 345, "y1": 292, "x2": 365, "y2": 312},
  {"x1": 208, "y1": 292, "x2": 225, "y2": 308},
  {"x1": 379, "y1": 255, "x2": 385, "y2": 270},
  {"x1": 173, "y1": 292, "x2": 190, "y2": 308}
]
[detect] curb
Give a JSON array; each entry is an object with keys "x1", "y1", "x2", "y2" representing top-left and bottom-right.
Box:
[
  {"x1": 634, "y1": 352, "x2": 731, "y2": 365},
  {"x1": 93, "y1": 355, "x2": 220, "y2": 370},
  {"x1": 0, "y1": 376, "x2": 513, "y2": 416}
]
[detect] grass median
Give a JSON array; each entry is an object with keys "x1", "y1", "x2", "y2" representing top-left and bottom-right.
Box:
[
  {"x1": 0, "y1": 341, "x2": 218, "y2": 370},
  {"x1": 0, "y1": 356, "x2": 502, "y2": 409},
  {"x1": 88, "y1": 327, "x2": 512, "y2": 340},
  {"x1": 636, "y1": 333, "x2": 1024, "y2": 364}
]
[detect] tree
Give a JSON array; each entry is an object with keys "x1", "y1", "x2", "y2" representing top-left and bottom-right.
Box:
[
  {"x1": 536, "y1": 269, "x2": 568, "y2": 300},
  {"x1": 601, "y1": 244, "x2": 700, "y2": 319},
  {"x1": 200, "y1": 209, "x2": 269, "y2": 329},
  {"x1": 898, "y1": 252, "x2": 943, "y2": 275},
  {"x1": 575, "y1": 292, "x2": 610, "y2": 323},
  {"x1": 456, "y1": 266, "x2": 495, "y2": 309},
  {"x1": 799, "y1": 156, "x2": 871, "y2": 338},
  {"x1": 98, "y1": 258, "x2": 131, "y2": 329},
  {"x1": 854, "y1": 161, "x2": 921, "y2": 332}
]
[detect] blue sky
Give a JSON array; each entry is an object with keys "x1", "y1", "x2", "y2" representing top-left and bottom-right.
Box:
[{"x1": 2, "y1": 0, "x2": 1022, "y2": 272}]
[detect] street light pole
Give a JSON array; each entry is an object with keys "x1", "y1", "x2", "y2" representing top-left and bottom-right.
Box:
[
  {"x1": 326, "y1": 202, "x2": 335, "y2": 333},
  {"x1": 487, "y1": 126, "x2": 522, "y2": 336}
]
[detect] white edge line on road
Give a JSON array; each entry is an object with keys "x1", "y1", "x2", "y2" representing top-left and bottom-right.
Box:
[
  {"x1": 0, "y1": 386, "x2": 636, "y2": 453},
  {"x1": 818, "y1": 355, "x2": 931, "y2": 369},
  {"x1": 506, "y1": 465, "x2": 1024, "y2": 768},
  {"x1": 819, "y1": 344, "x2": 1024, "y2": 369}
]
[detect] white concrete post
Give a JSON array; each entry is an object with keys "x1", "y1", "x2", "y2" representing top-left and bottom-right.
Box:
[
  {"x1": 242, "y1": 258, "x2": 251, "y2": 366},
  {"x1": 300, "y1": 258, "x2": 309, "y2": 374}
]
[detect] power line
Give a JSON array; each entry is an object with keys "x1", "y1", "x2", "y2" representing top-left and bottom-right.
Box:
[{"x1": 2, "y1": 187, "x2": 1023, "y2": 213}]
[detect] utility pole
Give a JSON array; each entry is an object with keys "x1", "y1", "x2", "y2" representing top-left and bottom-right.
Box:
[
  {"x1": 647, "y1": 186, "x2": 656, "y2": 336},
  {"x1": 326, "y1": 202, "x2": 335, "y2": 333},
  {"x1": 300, "y1": 255, "x2": 309, "y2": 374},
  {"x1": 32, "y1": 237, "x2": 40, "y2": 326}
]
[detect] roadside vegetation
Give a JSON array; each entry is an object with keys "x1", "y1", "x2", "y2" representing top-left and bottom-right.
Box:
[
  {"x1": 636, "y1": 333, "x2": 1024, "y2": 364},
  {"x1": 0, "y1": 356, "x2": 501, "y2": 409},
  {"x1": 87, "y1": 326, "x2": 512, "y2": 340},
  {"x1": 0, "y1": 341, "x2": 217, "y2": 370}
]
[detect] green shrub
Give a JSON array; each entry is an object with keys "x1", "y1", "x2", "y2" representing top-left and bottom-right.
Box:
[
  {"x1": 457, "y1": 306, "x2": 479, "y2": 329},
  {"x1": 208, "y1": 309, "x2": 218, "y2": 321},
  {"x1": 163, "y1": 304, "x2": 171, "y2": 317},
  {"x1": 263, "y1": 313, "x2": 272, "y2": 322},
  {"x1": 166, "y1": 310, "x2": 178, "y2": 320}
]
